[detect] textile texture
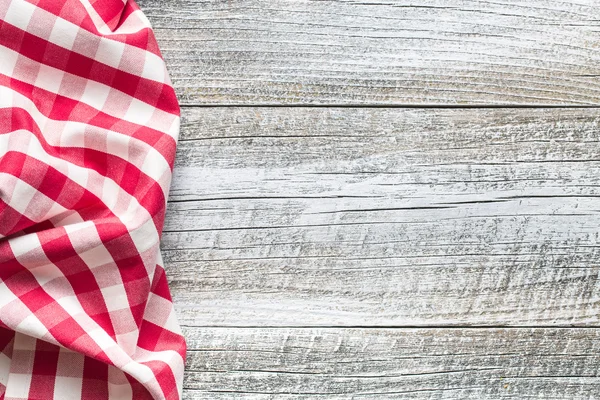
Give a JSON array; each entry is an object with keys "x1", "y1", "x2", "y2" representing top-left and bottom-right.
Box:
[{"x1": 0, "y1": 0, "x2": 186, "y2": 399}]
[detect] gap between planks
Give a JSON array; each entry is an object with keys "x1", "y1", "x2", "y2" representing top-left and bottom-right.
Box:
[
  {"x1": 179, "y1": 104, "x2": 600, "y2": 109},
  {"x1": 178, "y1": 325, "x2": 600, "y2": 329}
]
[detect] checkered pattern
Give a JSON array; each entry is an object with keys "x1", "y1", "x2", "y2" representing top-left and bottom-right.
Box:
[{"x1": 0, "y1": 0, "x2": 186, "y2": 398}]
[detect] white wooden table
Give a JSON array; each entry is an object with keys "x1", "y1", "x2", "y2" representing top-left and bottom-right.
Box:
[{"x1": 138, "y1": 1, "x2": 600, "y2": 398}]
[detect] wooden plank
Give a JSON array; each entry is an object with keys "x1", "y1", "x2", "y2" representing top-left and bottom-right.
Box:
[
  {"x1": 162, "y1": 107, "x2": 600, "y2": 326},
  {"x1": 182, "y1": 327, "x2": 600, "y2": 399},
  {"x1": 137, "y1": 0, "x2": 600, "y2": 105}
]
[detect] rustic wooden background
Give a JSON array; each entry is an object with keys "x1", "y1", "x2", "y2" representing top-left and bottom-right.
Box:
[{"x1": 138, "y1": 0, "x2": 600, "y2": 398}]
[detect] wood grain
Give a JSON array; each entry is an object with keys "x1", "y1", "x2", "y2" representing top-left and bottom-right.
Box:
[
  {"x1": 162, "y1": 107, "x2": 600, "y2": 327},
  {"x1": 182, "y1": 327, "x2": 600, "y2": 399},
  {"x1": 138, "y1": 0, "x2": 600, "y2": 105},
  {"x1": 143, "y1": 2, "x2": 600, "y2": 396}
]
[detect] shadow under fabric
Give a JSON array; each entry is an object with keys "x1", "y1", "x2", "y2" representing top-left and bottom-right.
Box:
[{"x1": 0, "y1": 0, "x2": 186, "y2": 398}]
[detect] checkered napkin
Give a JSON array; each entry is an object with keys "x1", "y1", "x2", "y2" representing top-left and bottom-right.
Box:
[{"x1": 0, "y1": 0, "x2": 186, "y2": 398}]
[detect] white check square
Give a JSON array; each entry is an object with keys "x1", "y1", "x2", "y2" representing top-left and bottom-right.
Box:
[
  {"x1": 100, "y1": 284, "x2": 129, "y2": 312},
  {"x1": 80, "y1": 80, "x2": 111, "y2": 111},
  {"x1": 48, "y1": 17, "x2": 79, "y2": 50},
  {"x1": 95, "y1": 37, "x2": 126, "y2": 69},
  {"x1": 4, "y1": 0, "x2": 35, "y2": 30},
  {"x1": 53, "y1": 377, "x2": 83, "y2": 399}
]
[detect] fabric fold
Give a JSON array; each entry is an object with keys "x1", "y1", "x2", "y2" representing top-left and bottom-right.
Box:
[{"x1": 0, "y1": 0, "x2": 186, "y2": 398}]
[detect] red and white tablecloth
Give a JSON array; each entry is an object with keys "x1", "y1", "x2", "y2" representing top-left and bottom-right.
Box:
[{"x1": 0, "y1": 0, "x2": 186, "y2": 398}]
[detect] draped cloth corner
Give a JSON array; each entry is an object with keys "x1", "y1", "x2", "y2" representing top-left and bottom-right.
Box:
[{"x1": 0, "y1": 0, "x2": 186, "y2": 398}]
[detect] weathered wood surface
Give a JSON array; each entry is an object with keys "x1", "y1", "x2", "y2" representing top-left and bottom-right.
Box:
[
  {"x1": 163, "y1": 107, "x2": 600, "y2": 327},
  {"x1": 138, "y1": 0, "x2": 600, "y2": 105},
  {"x1": 182, "y1": 327, "x2": 600, "y2": 399},
  {"x1": 140, "y1": 0, "x2": 600, "y2": 398}
]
